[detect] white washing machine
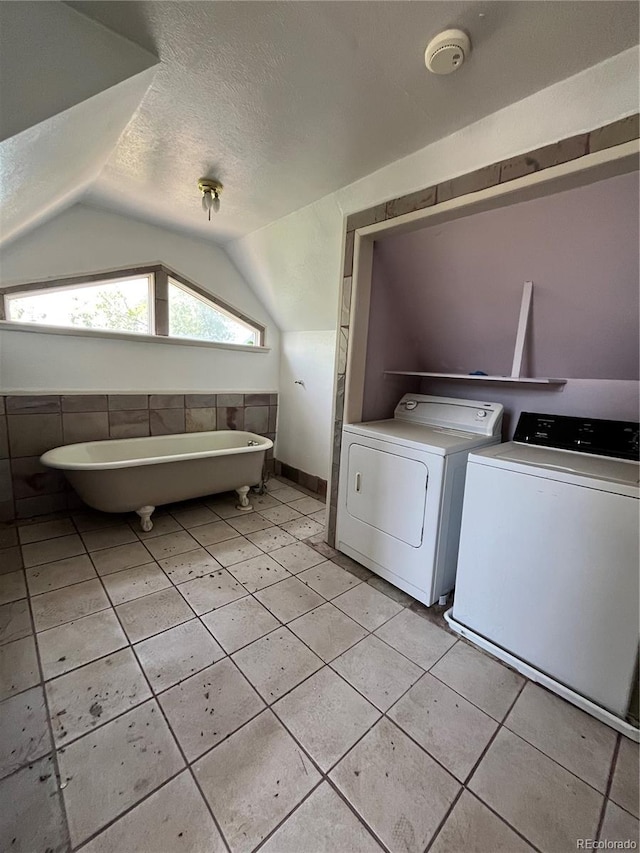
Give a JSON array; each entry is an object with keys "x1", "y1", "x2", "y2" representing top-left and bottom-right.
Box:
[
  {"x1": 447, "y1": 411, "x2": 639, "y2": 738},
  {"x1": 336, "y1": 394, "x2": 503, "y2": 606}
]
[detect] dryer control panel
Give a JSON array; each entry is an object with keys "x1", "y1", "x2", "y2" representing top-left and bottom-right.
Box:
[{"x1": 394, "y1": 394, "x2": 503, "y2": 437}]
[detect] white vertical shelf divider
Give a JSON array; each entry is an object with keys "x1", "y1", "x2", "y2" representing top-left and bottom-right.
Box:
[{"x1": 510, "y1": 281, "x2": 533, "y2": 379}]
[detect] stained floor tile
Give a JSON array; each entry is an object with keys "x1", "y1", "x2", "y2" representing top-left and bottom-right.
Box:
[
  {"x1": 159, "y1": 657, "x2": 265, "y2": 761},
  {"x1": 0, "y1": 599, "x2": 32, "y2": 645},
  {"x1": 206, "y1": 536, "x2": 262, "y2": 567},
  {"x1": 188, "y1": 521, "x2": 239, "y2": 548},
  {"x1": 297, "y1": 560, "x2": 360, "y2": 599},
  {"x1": 246, "y1": 526, "x2": 297, "y2": 552},
  {"x1": 226, "y1": 512, "x2": 274, "y2": 535},
  {"x1": 273, "y1": 666, "x2": 380, "y2": 771},
  {"x1": 388, "y1": 672, "x2": 498, "y2": 781},
  {"x1": 288, "y1": 602, "x2": 368, "y2": 662},
  {"x1": 46, "y1": 648, "x2": 151, "y2": 746},
  {"x1": 599, "y1": 800, "x2": 640, "y2": 845},
  {"x1": 260, "y1": 504, "x2": 303, "y2": 525},
  {"x1": 32, "y1": 578, "x2": 110, "y2": 631},
  {"x1": 331, "y1": 717, "x2": 460, "y2": 853},
  {"x1": 431, "y1": 641, "x2": 525, "y2": 721},
  {"x1": 261, "y1": 782, "x2": 384, "y2": 853},
  {"x1": 178, "y1": 569, "x2": 246, "y2": 614},
  {"x1": 270, "y1": 541, "x2": 326, "y2": 573},
  {"x1": 280, "y1": 517, "x2": 324, "y2": 540},
  {"x1": 158, "y1": 547, "x2": 222, "y2": 584},
  {"x1": 90, "y1": 542, "x2": 153, "y2": 576},
  {"x1": 0, "y1": 569, "x2": 27, "y2": 604},
  {"x1": 232, "y1": 627, "x2": 323, "y2": 702},
  {"x1": 332, "y1": 583, "x2": 404, "y2": 631},
  {"x1": 18, "y1": 518, "x2": 75, "y2": 544},
  {"x1": 102, "y1": 562, "x2": 171, "y2": 605},
  {"x1": 169, "y1": 505, "x2": 220, "y2": 529},
  {"x1": 38, "y1": 609, "x2": 128, "y2": 680},
  {"x1": 193, "y1": 709, "x2": 320, "y2": 853},
  {"x1": 287, "y1": 496, "x2": 326, "y2": 515},
  {"x1": 429, "y1": 790, "x2": 534, "y2": 853},
  {"x1": 135, "y1": 618, "x2": 225, "y2": 693},
  {"x1": 81, "y1": 771, "x2": 226, "y2": 853},
  {"x1": 374, "y1": 608, "x2": 456, "y2": 669},
  {"x1": 143, "y1": 530, "x2": 200, "y2": 560},
  {"x1": 0, "y1": 685, "x2": 51, "y2": 779},
  {"x1": 0, "y1": 755, "x2": 68, "y2": 853},
  {"x1": 269, "y1": 485, "x2": 307, "y2": 503},
  {"x1": 81, "y1": 525, "x2": 137, "y2": 552},
  {"x1": 58, "y1": 700, "x2": 184, "y2": 846},
  {"x1": 227, "y1": 553, "x2": 291, "y2": 592},
  {"x1": 469, "y1": 727, "x2": 602, "y2": 851},
  {"x1": 505, "y1": 681, "x2": 617, "y2": 792},
  {"x1": 255, "y1": 576, "x2": 325, "y2": 623},
  {"x1": 202, "y1": 596, "x2": 280, "y2": 654},
  {"x1": 26, "y1": 554, "x2": 97, "y2": 594},
  {"x1": 331, "y1": 635, "x2": 422, "y2": 711},
  {"x1": 22, "y1": 533, "x2": 86, "y2": 568},
  {"x1": 116, "y1": 587, "x2": 194, "y2": 643},
  {"x1": 0, "y1": 634, "x2": 40, "y2": 700},
  {"x1": 3, "y1": 507, "x2": 631, "y2": 853},
  {"x1": 610, "y1": 737, "x2": 639, "y2": 818}
]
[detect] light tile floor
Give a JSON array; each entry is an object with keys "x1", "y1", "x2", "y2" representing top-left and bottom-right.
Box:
[{"x1": 1, "y1": 476, "x2": 638, "y2": 853}]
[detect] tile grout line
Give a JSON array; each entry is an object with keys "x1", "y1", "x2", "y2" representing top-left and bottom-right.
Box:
[
  {"x1": 595, "y1": 733, "x2": 621, "y2": 840},
  {"x1": 437, "y1": 677, "x2": 549, "y2": 853},
  {"x1": 22, "y1": 567, "x2": 74, "y2": 852},
  {"x1": 70, "y1": 551, "x2": 235, "y2": 853}
]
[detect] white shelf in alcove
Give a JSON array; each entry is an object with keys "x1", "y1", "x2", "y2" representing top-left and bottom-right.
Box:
[{"x1": 384, "y1": 371, "x2": 567, "y2": 386}]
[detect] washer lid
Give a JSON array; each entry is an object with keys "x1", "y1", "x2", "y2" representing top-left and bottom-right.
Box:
[
  {"x1": 343, "y1": 419, "x2": 500, "y2": 455},
  {"x1": 468, "y1": 441, "x2": 640, "y2": 494}
]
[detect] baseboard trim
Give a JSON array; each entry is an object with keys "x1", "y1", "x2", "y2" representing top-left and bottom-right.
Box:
[{"x1": 274, "y1": 460, "x2": 327, "y2": 499}]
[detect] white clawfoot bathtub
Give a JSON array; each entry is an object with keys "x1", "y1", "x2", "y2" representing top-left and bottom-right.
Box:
[{"x1": 41, "y1": 430, "x2": 273, "y2": 531}]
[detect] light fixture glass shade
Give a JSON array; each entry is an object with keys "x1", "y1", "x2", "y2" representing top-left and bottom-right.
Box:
[{"x1": 198, "y1": 179, "x2": 222, "y2": 220}]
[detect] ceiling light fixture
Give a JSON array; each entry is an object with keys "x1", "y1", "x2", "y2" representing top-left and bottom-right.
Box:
[{"x1": 198, "y1": 178, "x2": 223, "y2": 220}]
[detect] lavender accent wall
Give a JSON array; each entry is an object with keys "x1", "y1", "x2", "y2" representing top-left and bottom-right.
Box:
[
  {"x1": 362, "y1": 171, "x2": 639, "y2": 431},
  {"x1": 372, "y1": 171, "x2": 639, "y2": 382},
  {"x1": 362, "y1": 251, "x2": 423, "y2": 422}
]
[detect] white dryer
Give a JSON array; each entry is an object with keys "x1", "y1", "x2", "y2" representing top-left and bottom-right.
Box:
[
  {"x1": 447, "y1": 411, "x2": 639, "y2": 738},
  {"x1": 336, "y1": 394, "x2": 503, "y2": 606}
]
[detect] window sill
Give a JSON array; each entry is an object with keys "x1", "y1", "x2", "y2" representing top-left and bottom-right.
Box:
[{"x1": 0, "y1": 321, "x2": 270, "y2": 353}]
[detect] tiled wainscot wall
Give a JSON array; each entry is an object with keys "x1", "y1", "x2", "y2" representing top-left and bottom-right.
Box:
[{"x1": 0, "y1": 393, "x2": 278, "y2": 522}]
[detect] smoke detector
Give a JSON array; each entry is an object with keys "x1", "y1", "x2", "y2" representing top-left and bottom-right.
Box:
[{"x1": 425, "y1": 29, "x2": 471, "y2": 75}]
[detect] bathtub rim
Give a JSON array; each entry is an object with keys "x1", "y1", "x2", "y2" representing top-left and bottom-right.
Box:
[{"x1": 40, "y1": 430, "x2": 273, "y2": 471}]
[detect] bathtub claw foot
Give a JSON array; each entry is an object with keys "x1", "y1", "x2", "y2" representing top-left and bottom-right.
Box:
[
  {"x1": 136, "y1": 505, "x2": 155, "y2": 532},
  {"x1": 235, "y1": 486, "x2": 252, "y2": 512}
]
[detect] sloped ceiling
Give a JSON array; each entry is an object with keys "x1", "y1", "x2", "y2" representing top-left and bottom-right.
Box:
[
  {"x1": 67, "y1": 0, "x2": 638, "y2": 243},
  {"x1": 0, "y1": 2, "x2": 159, "y2": 245},
  {"x1": 1, "y1": 2, "x2": 638, "y2": 254}
]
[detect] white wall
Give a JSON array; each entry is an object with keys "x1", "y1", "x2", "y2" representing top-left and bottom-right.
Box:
[
  {"x1": 277, "y1": 331, "x2": 337, "y2": 478},
  {"x1": 228, "y1": 46, "x2": 639, "y2": 479},
  {"x1": 0, "y1": 204, "x2": 280, "y2": 393}
]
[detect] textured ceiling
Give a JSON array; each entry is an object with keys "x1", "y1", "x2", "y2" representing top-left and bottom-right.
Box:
[
  {"x1": 0, "y1": 2, "x2": 159, "y2": 246},
  {"x1": 66, "y1": 0, "x2": 639, "y2": 244}
]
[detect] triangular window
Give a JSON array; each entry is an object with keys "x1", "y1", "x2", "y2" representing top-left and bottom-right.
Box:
[
  {"x1": 0, "y1": 264, "x2": 264, "y2": 348},
  {"x1": 168, "y1": 278, "x2": 259, "y2": 345}
]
